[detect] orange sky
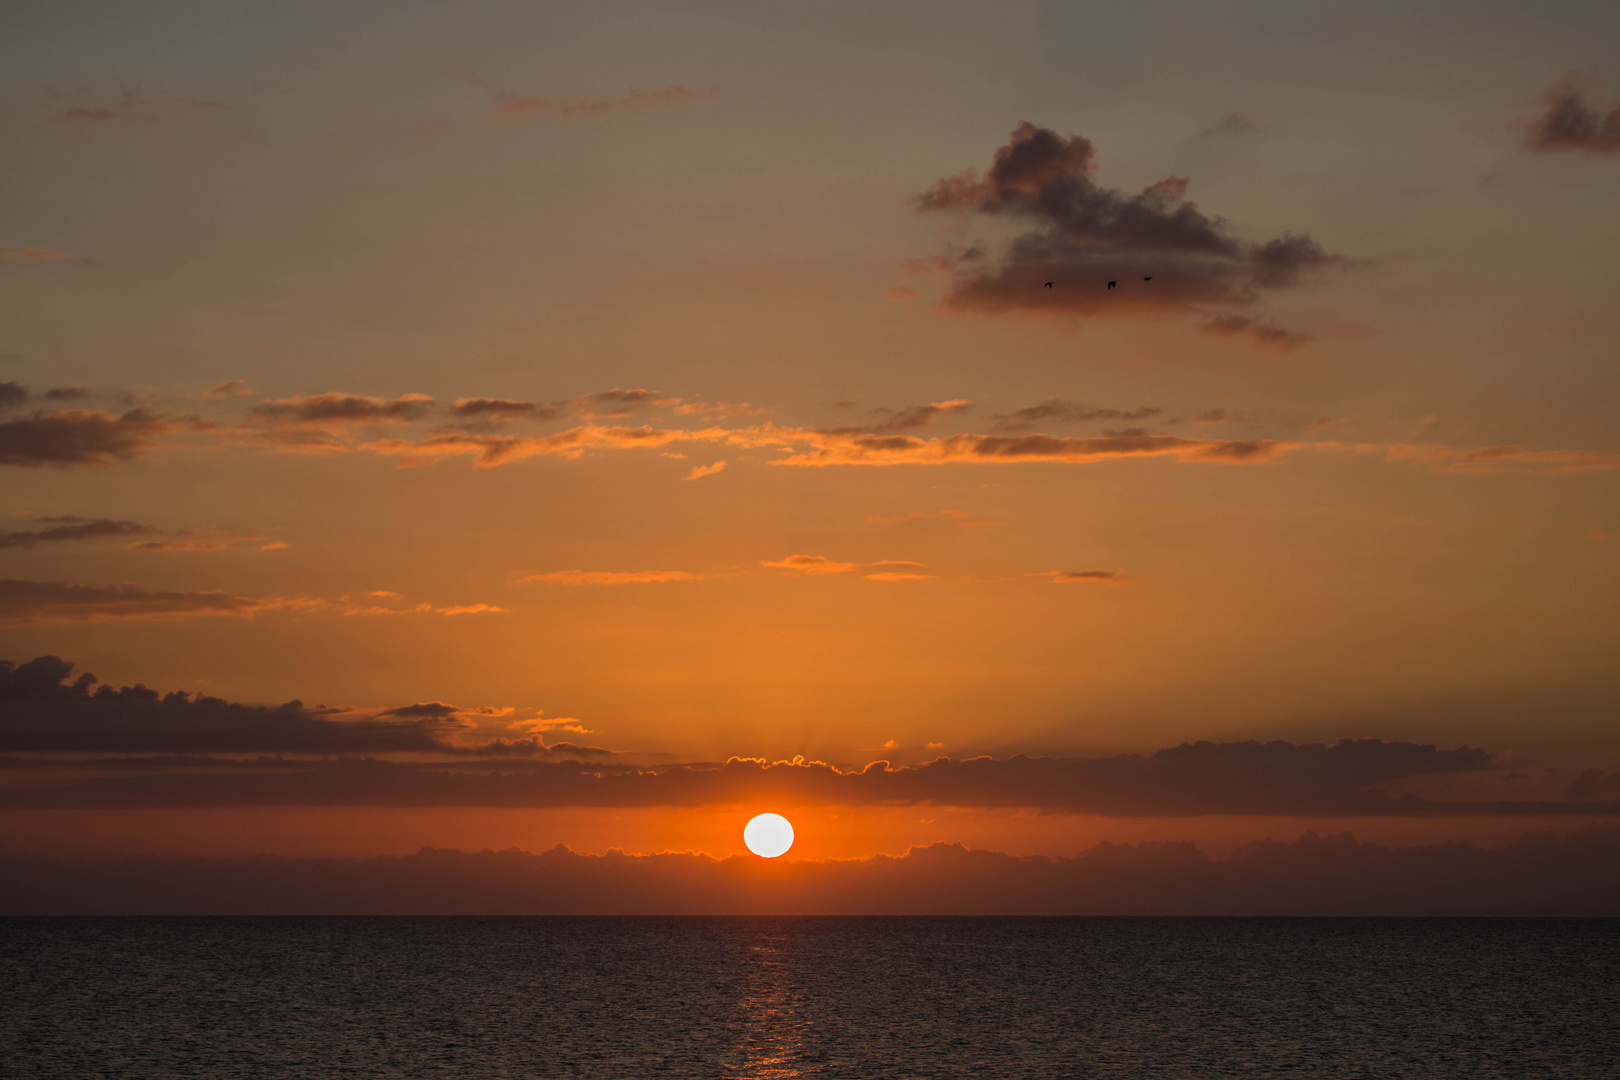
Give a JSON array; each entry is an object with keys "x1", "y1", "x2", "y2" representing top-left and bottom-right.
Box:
[{"x1": 2, "y1": 1, "x2": 1618, "y2": 871}]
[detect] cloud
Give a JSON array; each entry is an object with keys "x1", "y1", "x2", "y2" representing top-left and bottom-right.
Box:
[
  {"x1": 337, "y1": 601, "x2": 505, "y2": 617},
  {"x1": 1044, "y1": 569, "x2": 1122, "y2": 583},
  {"x1": 202, "y1": 380, "x2": 256, "y2": 400},
  {"x1": 863, "y1": 572, "x2": 935, "y2": 582},
  {"x1": 127, "y1": 535, "x2": 284, "y2": 554},
  {"x1": 911, "y1": 123, "x2": 1346, "y2": 340},
  {"x1": 0, "y1": 248, "x2": 76, "y2": 262},
  {"x1": 885, "y1": 285, "x2": 917, "y2": 302},
  {"x1": 761, "y1": 555, "x2": 857, "y2": 574},
  {"x1": 1568, "y1": 770, "x2": 1620, "y2": 802},
  {"x1": 684, "y1": 461, "x2": 725, "y2": 480},
  {"x1": 12, "y1": 830, "x2": 1617, "y2": 915},
  {"x1": 449, "y1": 397, "x2": 569, "y2": 422},
  {"x1": 520, "y1": 570, "x2": 701, "y2": 585},
  {"x1": 1, "y1": 384, "x2": 93, "y2": 409},
  {"x1": 0, "y1": 580, "x2": 286, "y2": 627},
  {"x1": 861, "y1": 399, "x2": 973, "y2": 435},
  {"x1": 577, "y1": 388, "x2": 682, "y2": 417},
  {"x1": 0, "y1": 736, "x2": 1527, "y2": 814},
  {"x1": 0, "y1": 656, "x2": 567, "y2": 756},
  {"x1": 775, "y1": 429, "x2": 1285, "y2": 468},
  {"x1": 1202, "y1": 314, "x2": 1310, "y2": 350},
  {"x1": 1384, "y1": 443, "x2": 1620, "y2": 473},
  {"x1": 1203, "y1": 112, "x2": 1260, "y2": 137},
  {"x1": 1526, "y1": 81, "x2": 1620, "y2": 155},
  {"x1": 362, "y1": 423, "x2": 740, "y2": 468},
  {"x1": 990, "y1": 399, "x2": 1162, "y2": 432},
  {"x1": 0, "y1": 583, "x2": 491, "y2": 626},
  {"x1": 0, "y1": 516, "x2": 156, "y2": 549},
  {"x1": 493, "y1": 85, "x2": 720, "y2": 120},
  {"x1": 249, "y1": 392, "x2": 435, "y2": 426},
  {"x1": 0, "y1": 408, "x2": 175, "y2": 467}
]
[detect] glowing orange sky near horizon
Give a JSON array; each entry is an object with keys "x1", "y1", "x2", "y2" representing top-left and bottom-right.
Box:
[{"x1": 1, "y1": 1, "x2": 1618, "y2": 866}]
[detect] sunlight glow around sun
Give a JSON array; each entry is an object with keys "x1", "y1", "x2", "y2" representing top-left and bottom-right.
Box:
[{"x1": 744, "y1": 813, "x2": 794, "y2": 858}]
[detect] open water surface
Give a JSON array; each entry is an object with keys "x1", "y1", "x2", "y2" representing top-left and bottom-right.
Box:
[{"x1": 3, "y1": 917, "x2": 1617, "y2": 1078}]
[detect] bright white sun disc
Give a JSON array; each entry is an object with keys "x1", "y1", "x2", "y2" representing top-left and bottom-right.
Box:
[{"x1": 744, "y1": 813, "x2": 794, "y2": 858}]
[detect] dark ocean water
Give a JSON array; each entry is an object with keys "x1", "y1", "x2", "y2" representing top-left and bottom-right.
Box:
[{"x1": 2, "y1": 918, "x2": 1617, "y2": 1078}]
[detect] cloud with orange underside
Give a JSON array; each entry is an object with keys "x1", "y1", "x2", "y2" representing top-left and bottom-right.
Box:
[
  {"x1": 520, "y1": 570, "x2": 703, "y2": 585},
  {"x1": 761, "y1": 555, "x2": 857, "y2": 574},
  {"x1": 0, "y1": 248, "x2": 76, "y2": 262},
  {"x1": 773, "y1": 429, "x2": 1288, "y2": 467},
  {"x1": 1040, "y1": 569, "x2": 1125, "y2": 584}
]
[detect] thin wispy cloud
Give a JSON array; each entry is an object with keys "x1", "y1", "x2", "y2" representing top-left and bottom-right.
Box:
[
  {"x1": 520, "y1": 570, "x2": 702, "y2": 585},
  {"x1": 684, "y1": 461, "x2": 725, "y2": 480},
  {"x1": 761, "y1": 555, "x2": 858, "y2": 574},
  {"x1": 0, "y1": 517, "x2": 155, "y2": 549},
  {"x1": 0, "y1": 248, "x2": 76, "y2": 262},
  {"x1": 492, "y1": 84, "x2": 720, "y2": 121}
]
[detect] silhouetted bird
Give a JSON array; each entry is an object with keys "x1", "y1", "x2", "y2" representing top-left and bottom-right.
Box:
[
  {"x1": 1044, "y1": 282, "x2": 1054, "y2": 289},
  {"x1": 1107, "y1": 280, "x2": 1117, "y2": 290},
  {"x1": 1143, "y1": 276, "x2": 1153, "y2": 281}
]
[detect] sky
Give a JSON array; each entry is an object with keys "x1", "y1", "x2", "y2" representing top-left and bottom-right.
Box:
[{"x1": 2, "y1": 1, "x2": 1618, "y2": 905}]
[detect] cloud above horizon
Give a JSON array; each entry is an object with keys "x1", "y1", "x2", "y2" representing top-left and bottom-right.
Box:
[
  {"x1": 8, "y1": 830, "x2": 1617, "y2": 915},
  {"x1": 0, "y1": 656, "x2": 601, "y2": 757},
  {"x1": 0, "y1": 516, "x2": 156, "y2": 549},
  {"x1": 1526, "y1": 81, "x2": 1620, "y2": 155},
  {"x1": 910, "y1": 122, "x2": 1348, "y2": 345},
  {"x1": 0, "y1": 408, "x2": 179, "y2": 467}
]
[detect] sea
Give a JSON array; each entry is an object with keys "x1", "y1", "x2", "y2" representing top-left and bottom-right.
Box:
[{"x1": 3, "y1": 917, "x2": 1617, "y2": 1078}]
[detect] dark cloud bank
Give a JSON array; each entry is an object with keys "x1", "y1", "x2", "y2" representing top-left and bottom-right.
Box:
[
  {"x1": 6, "y1": 656, "x2": 1620, "y2": 817},
  {"x1": 3, "y1": 830, "x2": 1617, "y2": 915},
  {"x1": 0, "y1": 656, "x2": 599, "y2": 756}
]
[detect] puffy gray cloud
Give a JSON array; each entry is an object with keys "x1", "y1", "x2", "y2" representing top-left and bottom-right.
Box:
[
  {"x1": 1526, "y1": 84, "x2": 1620, "y2": 155},
  {"x1": 913, "y1": 123, "x2": 1346, "y2": 340}
]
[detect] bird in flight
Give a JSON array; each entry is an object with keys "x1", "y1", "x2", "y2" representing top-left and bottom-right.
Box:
[
  {"x1": 1107, "y1": 280, "x2": 1117, "y2": 290},
  {"x1": 1044, "y1": 281, "x2": 1054, "y2": 289},
  {"x1": 1143, "y1": 276, "x2": 1153, "y2": 281}
]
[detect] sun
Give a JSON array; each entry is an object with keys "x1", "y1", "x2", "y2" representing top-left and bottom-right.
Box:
[{"x1": 744, "y1": 813, "x2": 795, "y2": 858}]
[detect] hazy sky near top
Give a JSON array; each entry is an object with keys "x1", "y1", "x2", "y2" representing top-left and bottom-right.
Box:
[{"x1": 2, "y1": 0, "x2": 1618, "y2": 815}]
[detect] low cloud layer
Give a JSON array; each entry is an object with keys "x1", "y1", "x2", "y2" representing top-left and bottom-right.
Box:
[
  {"x1": 0, "y1": 656, "x2": 596, "y2": 756},
  {"x1": 911, "y1": 123, "x2": 1347, "y2": 343},
  {"x1": 6, "y1": 657, "x2": 1619, "y2": 818},
  {"x1": 5, "y1": 830, "x2": 1617, "y2": 915}
]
